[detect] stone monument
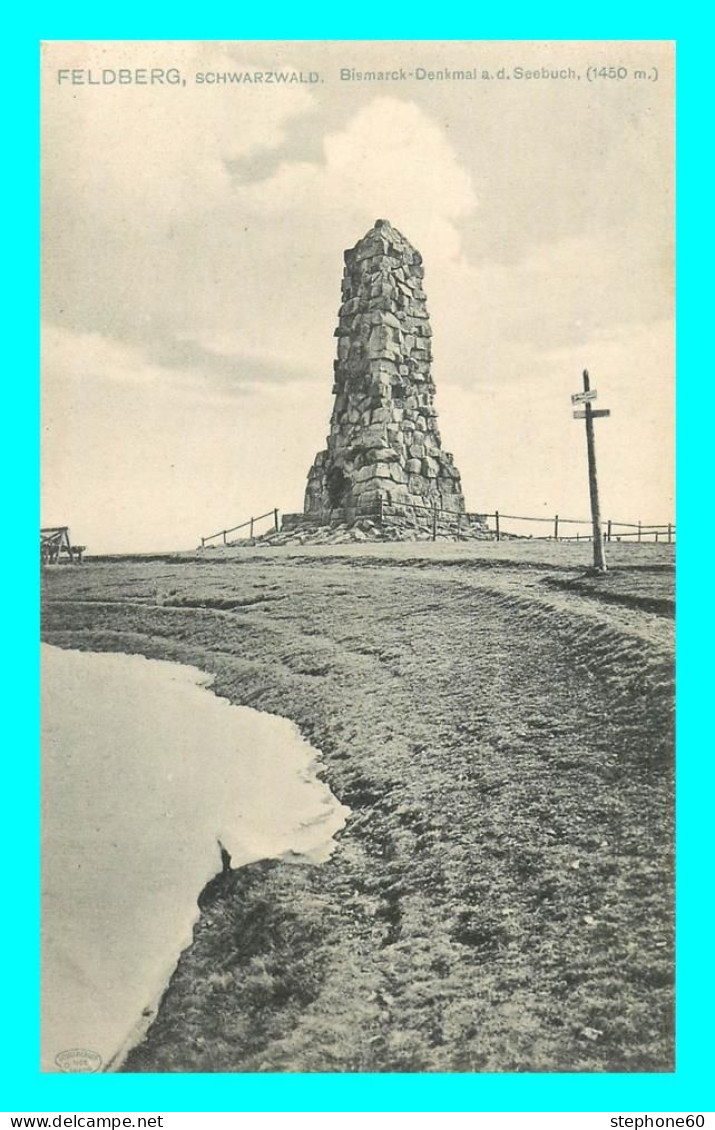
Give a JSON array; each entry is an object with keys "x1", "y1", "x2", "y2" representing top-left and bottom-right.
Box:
[{"x1": 303, "y1": 220, "x2": 467, "y2": 530}]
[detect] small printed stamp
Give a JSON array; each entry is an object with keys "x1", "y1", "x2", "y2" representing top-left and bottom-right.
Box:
[{"x1": 54, "y1": 1048, "x2": 102, "y2": 1073}]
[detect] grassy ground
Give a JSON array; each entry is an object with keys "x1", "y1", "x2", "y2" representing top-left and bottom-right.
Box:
[{"x1": 41, "y1": 542, "x2": 674, "y2": 1073}]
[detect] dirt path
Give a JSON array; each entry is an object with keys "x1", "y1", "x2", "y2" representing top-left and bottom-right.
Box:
[{"x1": 41, "y1": 552, "x2": 674, "y2": 1073}]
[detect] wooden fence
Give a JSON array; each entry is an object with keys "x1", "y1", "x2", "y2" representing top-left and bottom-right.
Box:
[
  {"x1": 372, "y1": 501, "x2": 675, "y2": 545},
  {"x1": 201, "y1": 504, "x2": 675, "y2": 546},
  {"x1": 483, "y1": 512, "x2": 675, "y2": 544},
  {"x1": 200, "y1": 508, "x2": 280, "y2": 547}
]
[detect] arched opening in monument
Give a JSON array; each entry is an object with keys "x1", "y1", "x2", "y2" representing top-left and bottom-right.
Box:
[{"x1": 326, "y1": 466, "x2": 351, "y2": 510}]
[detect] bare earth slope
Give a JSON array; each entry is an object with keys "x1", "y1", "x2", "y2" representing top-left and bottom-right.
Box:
[{"x1": 41, "y1": 543, "x2": 674, "y2": 1073}]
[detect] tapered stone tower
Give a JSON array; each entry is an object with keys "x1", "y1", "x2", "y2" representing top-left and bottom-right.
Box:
[{"x1": 304, "y1": 220, "x2": 466, "y2": 524}]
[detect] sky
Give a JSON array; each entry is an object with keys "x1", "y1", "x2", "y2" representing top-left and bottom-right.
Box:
[{"x1": 41, "y1": 40, "x2": 674, "y2": 552}]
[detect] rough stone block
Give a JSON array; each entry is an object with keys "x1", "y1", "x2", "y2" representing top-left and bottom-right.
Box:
[
  {"x1": 422, "y1": 457, "x2": 440, "y2": 478},
  {"x1": 366, "y1": 446, "x2": 399, "y2": 463},
  {"x1": 379, "y1": 461, "x2": 401, "y2": 478},
  {"x1": 371, "y1": 407, "x2": 393, "y2": 424}
]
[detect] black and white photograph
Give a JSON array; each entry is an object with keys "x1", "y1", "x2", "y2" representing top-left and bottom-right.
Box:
[{"x1": 40, "y1": 39, "x2": 675, "y2": 1075}]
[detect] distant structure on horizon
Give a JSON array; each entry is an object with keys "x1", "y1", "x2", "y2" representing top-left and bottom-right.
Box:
[
  {"x1": 41, "y1": 526, "x2": 85, "y2": 565},
  {"x1": 300, "y1": 220, "x2": 479, "y2": 535}
]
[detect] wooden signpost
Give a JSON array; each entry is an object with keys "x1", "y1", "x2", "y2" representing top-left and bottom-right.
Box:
[{"x1": 572, "y1": 369, "x2": 609, "y2": 573}]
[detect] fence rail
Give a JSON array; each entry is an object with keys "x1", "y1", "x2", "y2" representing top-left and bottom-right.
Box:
[
  {"x1": 200, "y1": 502, "x2": 674, "y2": 546},
  {"x1": 483, "y1": 510, "x2": 675, "y2": 544},
  {"x1": 201, "y1": 508, "x2": 280, "y2": 547}
]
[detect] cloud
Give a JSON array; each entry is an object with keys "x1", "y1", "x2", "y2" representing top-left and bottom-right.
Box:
[
  {"x1": 437, "y1": 316, "x2": 674, "y2": 523},
  {"x1": 43, "y1": 323, "x2": 208, "y2": 396},
  {"x1": 42, "y1": 42, "x2": 317, "y2": 222},
  {"x1": 42, "y1": 323, "x2": 317, "y2": 407},
  {"x1": 43, "y1": 94, "x2": 484, "y2": 394},
  {"x1": 41, "y1": 322, "x2": 333, "y2": 551},
  {"x1": 239, "y1": 96, "x2": 477, "y2": 260},
  {"x1": 425, "y1": 229, "x2": 674, "y2": 393},
  {"x1": 226, "y1": 97, "x2": 670, "y2": 395}
]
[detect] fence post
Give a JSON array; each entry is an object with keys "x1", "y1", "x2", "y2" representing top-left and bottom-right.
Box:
[
  {"x1": 201, "y1": 537, "x2": 205, "y2": 548},
  {"x1": 667, "y1": 523, "x2": 672, "y2": 544},
  {"x1": 250, "y1": 517, "x2": 255, "y2": 539},
  {"x1": 274, "y1": 508, "x2": 279, "y2": 532},
  {"x1": 554, "y1": 514, "x2": 559, "y2": 540},
  {"x1": 222, "y1": 530, "x2": 227, "y2": 545},
  {"x1": 495, "y1": 510, "x2": 500, "y2": 542},
  {"x1": 638, "y1": 521, "x2": 642, "y2": 543},
  {"x1": 432, "y1": 505, "x2": 438, "y2": 542},
  {"x1": 655, "y1": 530, "x2": 659, "y2": 543},
  {"x1": 607, "y1": 519, "x2": 612, "y2": 543}
]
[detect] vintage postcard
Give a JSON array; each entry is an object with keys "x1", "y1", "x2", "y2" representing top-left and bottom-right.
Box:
[{"x1": 40, "y1": 40, "x2": 674, "y2": 1075}]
